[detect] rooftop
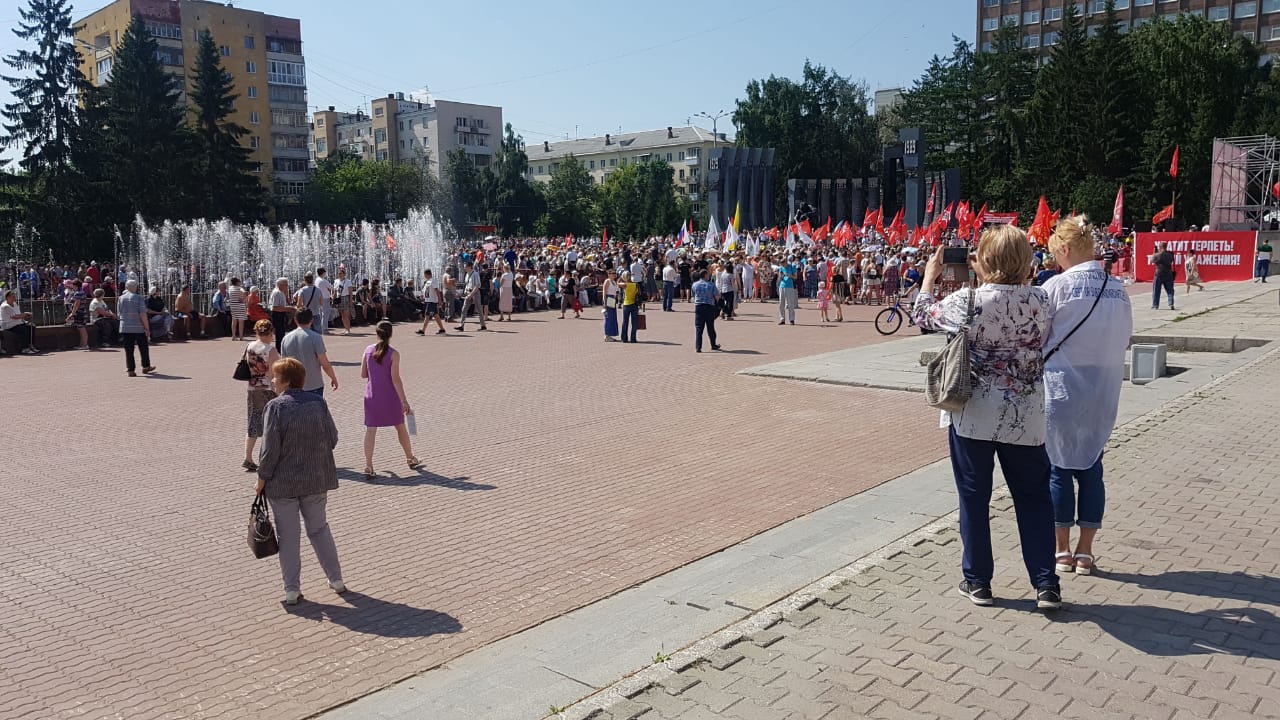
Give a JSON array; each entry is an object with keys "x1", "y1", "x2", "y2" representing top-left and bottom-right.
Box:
[{"x1": 527, "y1": 126, "x2": 718, "y2": 161}]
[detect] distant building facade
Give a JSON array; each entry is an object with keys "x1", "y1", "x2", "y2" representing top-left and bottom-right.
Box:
[
  {"x1": 706, "y1": 147, "x2": 777, "y2": 230},
  {"x1": 524, "y1": 126, "x2": 722, "y2": 217},
  {"x1": 311, "y1": 95, "x2": 503, "y2": 179}
]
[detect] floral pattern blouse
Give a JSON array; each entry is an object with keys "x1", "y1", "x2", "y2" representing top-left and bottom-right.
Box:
[{"x1": 913, "y1": 284, "x2": 1050, "y2": 446}]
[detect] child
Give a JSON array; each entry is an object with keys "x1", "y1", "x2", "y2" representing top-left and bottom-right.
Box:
[{"x1": 817, "y1": 281, "x2": 831, "y2": 322}]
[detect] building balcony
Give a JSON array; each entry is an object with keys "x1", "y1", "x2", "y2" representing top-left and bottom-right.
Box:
[
  {"x1": 684, "y1": 156, "x2": 700, "y2": 166},
  {"x1": 689, "y1": 193, "x2": 700, "y2": 202}
]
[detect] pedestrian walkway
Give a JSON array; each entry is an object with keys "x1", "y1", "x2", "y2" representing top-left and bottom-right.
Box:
[{"x1": 565, "y1": 344, "x2": 1280, "y2": 720}]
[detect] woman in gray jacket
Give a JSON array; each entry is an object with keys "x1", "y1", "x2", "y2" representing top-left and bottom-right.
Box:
[{"x1": 255, "y1": 357, "x2": 345, "y2": 605}]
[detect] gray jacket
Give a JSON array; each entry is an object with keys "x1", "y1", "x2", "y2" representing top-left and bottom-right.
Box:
[{"x1": 257, "y1": 390, "x2": 339, "y2": 498}]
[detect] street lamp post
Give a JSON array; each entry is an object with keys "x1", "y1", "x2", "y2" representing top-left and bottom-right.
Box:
[{"x1": 694, "y1": 110, "x2": 730, "y2": 149}]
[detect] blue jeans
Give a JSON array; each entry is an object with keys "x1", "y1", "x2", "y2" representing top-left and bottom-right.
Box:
[
  {"x1": 948, "y1": 427, "x2": 1059, "y2": 590},
  {"x1": 621, "y1": 304, "x2": 639, "y2": 342},
  {"x1": 662, "y1": 281, "x2": 675, "y2": 311},
  {"x1": 1151, "y1": 276, "x2": 1174, "y2": 309},
  {"x1": 1257, "y1": 258, "x2": 1271, "y2": 281},
  {"x1": 1050, "y1": 456, "x2": 1105, "y2": 529}
]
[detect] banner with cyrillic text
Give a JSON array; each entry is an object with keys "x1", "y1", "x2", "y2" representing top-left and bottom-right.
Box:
[{"x1": 1134, "y1": 232, "x2": 1257, "y2": 283}]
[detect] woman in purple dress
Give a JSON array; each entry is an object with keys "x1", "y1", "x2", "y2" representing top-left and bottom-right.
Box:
[{"x1": 360, "y1": 321, "x2": 419, "y2": 479}]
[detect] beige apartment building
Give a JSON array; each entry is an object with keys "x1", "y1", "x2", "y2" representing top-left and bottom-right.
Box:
[
  {"x1": 76, "y1": 0, "x2": 309, "y2": 215},
  {"x1": 525, "y1": 126, "x2": 722, "y2": 217},
  {"x1": 310, "y1": 95, "x2": 503, "y2": 179},
  {"x1": 977, "y1": 0, "x2": 1280, "y2": 62}
]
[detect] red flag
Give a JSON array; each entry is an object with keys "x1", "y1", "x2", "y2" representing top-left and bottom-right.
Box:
[
  {"x1": 565, "y1": 233, "x2": 574, "y2": 247},
  {"x1": 1152, "y1": 203, "x2": 1175, "y2": 225},
  {"x1": 763, "y1": 226, "x2": 779, "y2": 240},
  {"x1": 1170, "y1": 146, "x2": 1179, "y2": 178},
  {"x1": 1029, "y1": 196, "x2": 1051, "y2": 243},
  {"x1": 875, "y1": 209, "x2": 886, "y2": 236},
  {"x1": 812, "y1": 218, "x2": 832, "y2": 242},
  {"x1": 1272, "y1": 182, "x2": 1280, "y2": 199},
  {"x1": 386, "y1": 233, "x2": 397, "y2": 252},
  {"x1": 799, "y1": 218, "x2": 812, "y2": 236},
  {"x1": 602, "y1": 228, "x2": 608, "y2": 250},
  {"x1": 925, "y1": 182, "x2": 936, "y2": 215},
  {"x1": 887, "y1": 209, "x2": 906, "y2": 244},
  {"x1": 1108, "y1": 186, "x2": 1124, "y2": 235}
]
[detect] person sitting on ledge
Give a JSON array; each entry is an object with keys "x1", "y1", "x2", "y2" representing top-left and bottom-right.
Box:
[
  {"x1": 146, "y1": 286, "x2": 174, "y2": 340},
  {"x1": 89, "y1": 288, "x2": 119, "y2": 347},
  {"x1": 0, "y1": 289, "x2": 39, "y2": 354}
]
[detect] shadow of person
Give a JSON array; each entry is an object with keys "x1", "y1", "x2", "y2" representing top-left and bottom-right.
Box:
[
  {"x1": 1101, "y1": 570, "x2": 1280, "y2": 605},
  {"x1": 1047, "y1": 603, "x2": 1280, "y2": 659},
  {"x1": 338, "y1": 467, "x2": 496, "y2": 491},
  {"x1": 285, "y1": 591, "x2": 463, "y2": 638}
]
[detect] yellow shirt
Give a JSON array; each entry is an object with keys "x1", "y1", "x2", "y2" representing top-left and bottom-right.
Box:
[{"x1": 623, "y1": 282, "x2": 641, "y2": 306}]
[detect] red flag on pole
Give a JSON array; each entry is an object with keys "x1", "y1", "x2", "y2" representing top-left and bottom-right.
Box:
[
  {"x1": 1029, "y1": 196, "x2": 1051, "y2": 243},
  {"x1": 1170, "y1": 146, "x2": 1179, "y2": 178},
  {"x1": 1152, "y1": 203, "x2": 1175, "y2": 225},
  {"x1": 925, "y1": 182, "x2": 936, "y2": 216},
  {"x1": 1108, "y1": 185, "x2": 1124, "y2": 235}
]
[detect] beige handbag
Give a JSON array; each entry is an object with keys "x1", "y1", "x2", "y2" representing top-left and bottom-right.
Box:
[{"x1": 925, "y1": 288, "x2": 975, "y2": 411}]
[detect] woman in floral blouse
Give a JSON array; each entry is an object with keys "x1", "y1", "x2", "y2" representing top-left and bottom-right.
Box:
[{"x1": 913, "y1": 225, "x2": 1061, "y2": 611}]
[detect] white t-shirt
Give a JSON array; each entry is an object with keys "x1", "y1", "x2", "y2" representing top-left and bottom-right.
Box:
[
  {"x1": 334, "y1": 278, "x2": 352, "y2": 299},
  {"x1": 89, "y1": 298, "x2": 111, "y2": 318},
  {"x1": 424, "y1": 276, "x2": 441, "y2": 303},
  {"x1": 268, "y1": 288, "x2": 288, "y2": 311},
  {"x1": 0, "y1": 301, "x2": 24, "y2": 330},
  {"x1": 316, "y1": 277, "x2": 334, "y2": 302}
]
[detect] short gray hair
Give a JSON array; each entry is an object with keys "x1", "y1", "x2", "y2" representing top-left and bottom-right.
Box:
[{"x1": 125, "y1": 280, "x2": 138, "y2": 292}]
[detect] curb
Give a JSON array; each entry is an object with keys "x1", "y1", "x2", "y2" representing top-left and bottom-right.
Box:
[{"x1": 552, "y1": 341, "x2": 1280, "y2": 720}]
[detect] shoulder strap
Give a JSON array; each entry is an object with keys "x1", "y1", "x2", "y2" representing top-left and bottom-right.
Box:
[
  {"x1": 961, "y1": 286, "x2": 975, "y2": 330},
  {"x1": 1044, "y1": 273, "x2": 1108, "y2": 363}
]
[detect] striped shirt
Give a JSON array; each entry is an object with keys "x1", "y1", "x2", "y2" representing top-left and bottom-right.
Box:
[{"x1": 257, "y1": 390, "x2": 339, "y2": 499}]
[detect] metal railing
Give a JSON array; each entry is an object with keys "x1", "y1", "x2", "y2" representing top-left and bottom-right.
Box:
[{"x1": 16, "y1": 293, "x2": 218, "y2": 328}]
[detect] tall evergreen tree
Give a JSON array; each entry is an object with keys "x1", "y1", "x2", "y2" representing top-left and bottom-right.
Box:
[
  {"x1": 189, "y1": 30, "x2": 264, "y2": 222},
  {"x1": 1081, "y1": 0, "x2": 1140, "y2": 183},
  {"x1": 482, "y1": 124, "x2": 542, "y2": 236},
  {"x1": 974, "y1": 22, "x2": 1037, "y2": 211},
  {"x1": 103, "y1": 16, "x2": 195, "y2": 222},
  {"x1": 1018, "y1": 2, "x2": 1088, "y2": 204}
]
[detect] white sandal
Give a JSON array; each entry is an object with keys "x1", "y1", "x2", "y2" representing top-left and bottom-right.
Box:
[
  {"x1": 1073, "y1": 554, "x2": 1095, "y2": 576},
  {"x1": 1055, "y1": 552, "x2": 1076, "y2": 573}
]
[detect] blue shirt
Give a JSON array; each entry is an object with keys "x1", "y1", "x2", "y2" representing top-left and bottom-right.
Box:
[
  {"x1": 778, "y1": 264, "x2": 798, "y2": 290},
  {"x1": 692, "y1": 279, "x2": 719, "y2": 305}
]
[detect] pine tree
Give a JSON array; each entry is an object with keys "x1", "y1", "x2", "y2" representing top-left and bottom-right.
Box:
[
  {"x1": 103, "y1": 16, "x2": 195, "y2": 222},
  {"x1": 975, "y1": 22, "x2": 1037, "y2": 211},
  {"x1": 1081, "y1": 0, "x2": 1140, "y2": 183},
  {"x1": 189, "y1": 30, "x2": 264, "y2": 222},
  {"x1": 1018, "y1": 2, "x2": 1088, "y2": 204}
]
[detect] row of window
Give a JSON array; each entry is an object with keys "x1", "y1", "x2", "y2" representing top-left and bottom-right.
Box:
[
  {"x1": 267, "y1": 60, "x2": 305, "y2": 87},
  {"x1": 275, "y1": 181, "x2": 307, "y2": 197},
  {"x1": 272, "y1": 109, "x2": 307, "y2": 127},
  {"x1": 985, "y1": 0, "x2": 1280, "y2": 27},
  {"x1": 457, "y1": 133, "x2": 489, "y2": 147},
  {"x1": 530, "y1": 153, "x2": 704, "y2": 176},
  {"x1": 454, "y1": 117, "x2": 487, "y2": 129},
  {"x1": 273, "y1": 158, "x2": 309, "y2": 173}
]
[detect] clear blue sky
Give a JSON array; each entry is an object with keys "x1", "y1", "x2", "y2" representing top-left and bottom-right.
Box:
[{"x1": 1, "y1": 0, "x2": 973, "y2": 158}]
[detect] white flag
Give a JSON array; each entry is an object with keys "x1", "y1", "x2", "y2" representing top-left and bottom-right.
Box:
[
  {"x1": 724, "y1": 220, "x2": 739, "y2": 252},
  {"x1": 705, "y1": 215, "x2": 721, "y2": 251}
]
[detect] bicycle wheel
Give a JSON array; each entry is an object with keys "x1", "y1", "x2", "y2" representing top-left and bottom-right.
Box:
[{"x1": 875, "y1": 306, "x2": 903, "y2": 335}]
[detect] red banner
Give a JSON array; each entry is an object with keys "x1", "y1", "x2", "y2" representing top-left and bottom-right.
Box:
[{"x1": 1134, "y1": 232, "x2": 1257, "y2": 283}]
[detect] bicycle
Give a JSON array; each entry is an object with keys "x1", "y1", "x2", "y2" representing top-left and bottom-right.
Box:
[{"x1": 874, "y1": 296, "x2": 917, "y2": 335}]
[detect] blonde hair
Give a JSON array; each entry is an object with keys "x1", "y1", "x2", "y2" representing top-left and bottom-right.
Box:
[
  {"x1": 977, "y1": 225, "x2": 1033, "y2": 285},
  {"x1": 1048, "y1": 215, "x2": 1093, "y2": 258}
]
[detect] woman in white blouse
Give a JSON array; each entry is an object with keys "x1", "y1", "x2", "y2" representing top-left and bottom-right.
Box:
[
  {"x1": 1042, "y1": 217, "x2": 1132, "y2": 577},
  {"x1": 913, "y1": 225, "x2": 1062, "y2": 611}
]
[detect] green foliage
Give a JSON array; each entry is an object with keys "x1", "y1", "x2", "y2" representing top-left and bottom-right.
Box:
[
  {"x1": 542, "y1": 154, "x2": 596, "y2": 236},
  {"x1": 598, "y1": 160, "x2": 685, "y2": 240},
  {"x1": 103, "y1": 17, "x2": 196, "y2": 223},
  {"x1": 481, "y1": 123, "x2": 543, "y2": 236},
  {"x1": 893, "y1": 9, "x2": 1280, "y2": 228},
  {"x1": 189, "y1": 31, "x2": 265, "y2": 222},
  {"x1": 734, "y1": 60, "x2": 878, "y2": 219},
  {"x1": 303, "y1": 152, "x2": 433, "y2": 224},
  {"x1": 443, "y1": 147, "x2": 485, "y2": 232}
]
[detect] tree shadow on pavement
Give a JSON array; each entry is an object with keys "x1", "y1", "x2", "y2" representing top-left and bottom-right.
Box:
[
  {"x1": 338, "y1": 467, "x2": 496, "y2": 491},
  {"x1": 285, "y1": 591, "x2": 463, "y2": 638},
  {"x1": 1045, "y1": 570, "x2": 1280, "y2": 659}
]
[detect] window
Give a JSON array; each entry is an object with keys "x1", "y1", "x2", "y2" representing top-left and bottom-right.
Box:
[
  {"x1": 1133, "y1": 16, "x2": 1152, "y2": 27},
  {"x1": 315, "y1": 117, "x2": 324, "y2": 128},
  {"x1": 1135, "y1": 0, "x2": 1153, "y2": 5},
  {"x1": 1004, "y1": 13, "x2": 1019, "y2": 24},
  {"x1": 273, "y1": 158, "x2": 309, "y2": 172},
  {"x1": 1024, "y1": 10, "x2": 1040, "y2": 23},
  {"x1": 1209, "y1": 6, "x2": 1230, "y2": 20},
  {"x1": 984, "y1": 17, "x2": 1000, "y2": 30},
  {"x1": 1118, "y1": 20, "x2": 1130, "y2": 32},
  {"x1": 1044, "y1": 30, "x2": 1061, "y2": 44},
  {"x1": 666, "y1": 153, "x2": 673, "y2": 162},
  {"x1": 246, "y1": 86, "x2": 257, "y2": 99},
  {"x1": 145, "y1": 21, "x2": 182, "y2": 39},
  {"x1": 1090, "y1": 0, "x2": 1105, "y2": 12},
  {"x1": 153, "y1": 48, "x2": 183, "y2": 66},
  {"x1": 219, "y1": 45, "x2": 230, "y2": 57},
  {"x1": 314, "y1": 138, "x2": 324, "y2": 153},
  {"x1": 1267, "y1": 0, "x2": 1280, "y2": 13},
  {"x1": 1269, "y1": 25, "x2": 1280, "y2": 40},
  {"x1": 266, "y1": 37, "x2": 302, "y2": 54},
  {"x1": 95, "y1": 57, "x2": 113, "y2": 84},
  {"x1": 678, "y1": 169, "x2": 685, "y2": 180},
  {"x1": 398, "y1": 139, "x2": 405, "y2": 149},
  {"x1": 253, "y1": 163, "x2": 263, "y2": 174},
  {"x1": 245, "y1": 60, "x2": 256, "y2": 74},
  {"x1": 537, "y1": 165, "x2": 544, "y2": 174},
  {"x1": 409, "y1": 138, "x2": 415, "y2": 147},
  {"x1": 268, "y1": 85, "x2": 306, "y2": 103},
  {"x1": 273, "y1": 134, "x2": 308, "y2": 149},
  {"x1": 456, "y1": 117, "x2": 466, "y2": 127},
  {"x1": 249, "y1": 111, "x2": 260, "y2": 124},
  {"x1": 1114, "y1": 0, "x2": 1128, "y2": 8},
  {"x1": 687, "y1": 147, "x2": 700, "y2": 157},
  {"x1": 1237, "y1": 1, "x2": 1258, "y2": 18},
  {"x1": 610, "y1": 158, "x2": 617, "y2": 167},
  {"x1": 270, "y1": 109, "x2": 307, "y2": 127},
  {"x1": 250, "y1": 135, "x2": 260, "y2": 149},
  {"x1": 244, "y1": 35, "x2": 255, "y2": 49},
  {"x1": 1241, "y1": 30, "x2": 1258, "y2": 41},
  {"x1": 267, "y1": 60, "x2": 305, "y2": 86},
  {"x1": 984, "y1": 0, "x2": 999, "y2": 5},
  {"x1": 678, "y1": 151, "x2": 685, "y2": 160},
  {"x1": 589, "y1": 160, "x2": 595, "y2": 169},
  {"x1": 398, "y1": 120, "x2": 404, "y2": 130},
  {"x1": 374, "y1": 106, "x2": 384, "y2": 117},
  {"x1": 1045, "y1": 6, "x2": 1063, "y2": 20},
  {"x1": 374, "y1": 128, "x2": 387, "y2": 143},
  {"x1": 274, "y1": 181, "x2": 307, "y2": 197},
  {"x1": 1262, "y1": 53, "x2": 1274, "y2": 65},
  {"x1": 982, "y1": 41, "x2": 995, "y2": 51}
]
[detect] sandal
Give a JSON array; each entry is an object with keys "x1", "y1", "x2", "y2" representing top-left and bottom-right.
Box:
[
  {"x1": 407, "y1": 456, "x2": 422, "y2": 470},
  {"x1": 363, "y1": 467, "x2": 376, "y2": 481},
  {"x1": 1054, "y1": 552, "x2": 1076, "y2": 574},
  {"x1": 1073, "y1": 553, "x2": 1096, "y2": 576}
]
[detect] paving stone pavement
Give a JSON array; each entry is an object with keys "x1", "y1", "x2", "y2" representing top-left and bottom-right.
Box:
[
  {"x1": 578, "y1": 345, "x2": 1280, "y2": 720},
  {"x1": 0, "y1": 298, "x2": 949, "y2": 720}
]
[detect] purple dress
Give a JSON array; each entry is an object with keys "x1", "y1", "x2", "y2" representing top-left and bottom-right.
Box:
[{"x1": 363, "y1": 344, "x2": 403, "y2": 428}]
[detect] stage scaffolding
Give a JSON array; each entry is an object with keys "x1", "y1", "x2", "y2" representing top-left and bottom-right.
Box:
[{"x1": 1210, "y1": 135, "x2": 1280, "y2": 231}]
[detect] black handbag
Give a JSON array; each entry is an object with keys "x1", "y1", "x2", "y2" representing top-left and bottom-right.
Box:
[
  {"x1": 248, "y1": 493, "x2": 279, "y2": 559},
  {"x1": 233, "y1": 349, "x2": 252, "y2": 381}
]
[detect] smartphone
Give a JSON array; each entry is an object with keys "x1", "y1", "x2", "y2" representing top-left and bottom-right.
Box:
[{"x1": 941, "y1": 247, "x2": 969, "y2": 265}]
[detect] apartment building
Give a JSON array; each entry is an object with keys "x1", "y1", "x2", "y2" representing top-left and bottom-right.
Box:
[
  {"x1": 524, "y1": 126, "x2": 722, "y2": 217},
  {"x1": 310, "y1": 95, "x2": 503, "y2": 179},
  {"x1": 977, "y1": 0, "x2": 1280, "y2": 62},
  {"x1": 75, "y1": 0, "x2": 309, "y2": 214}
]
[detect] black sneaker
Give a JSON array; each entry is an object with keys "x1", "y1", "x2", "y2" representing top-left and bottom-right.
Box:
[
  {"x1": 414, "y1": 329, "x2": 425, "y2": 335},
  {"x1": 957, "y1": 580, "x2": 994, "y2": 606},
  {"x1": 1037, "y1": 587, "x2": 1063, "y2": 610}
]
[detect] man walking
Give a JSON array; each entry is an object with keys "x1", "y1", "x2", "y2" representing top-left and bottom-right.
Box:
[
  {"x1": 777, "y1": 257, "x2": 799, "y2": 325},
  {"x1": 692, "y1": 270, "x2": 721, "y2": 353},
  {"x1": 281, "y1": 309, "x2": 339, "y2": 397},
  {"x1": 269, "y1": 277, "x2": 295, "y2": 352},
  {"x1": 416, "y1": 268, "x2": 447, "y2": 335},
  {"x1": 661, "y1": 260, "x2": 678, "y2": 312},
  {"x1": 1149, "y1": 242, "x2": 1176, "y2": 310},
  {"x1": 1256, "y1": 238, "x2": 1273, "y2": 282},
  {"x1": 717, "y1": 261, "x2": 737, "y2": 320},
  {"x1": 118, "y1": 279, "x2": 155, "y2": 377},
  {"x1": 314, "y1": 267, "x2": 334, "y2": 333},
  {"x1": 455, "y1": 262, "x2": 488, "y2": 332}
]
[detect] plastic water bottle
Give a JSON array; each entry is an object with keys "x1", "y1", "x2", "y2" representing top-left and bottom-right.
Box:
[{"x1": 405, "y1": 412, "x2": 417, "y2": 436}]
